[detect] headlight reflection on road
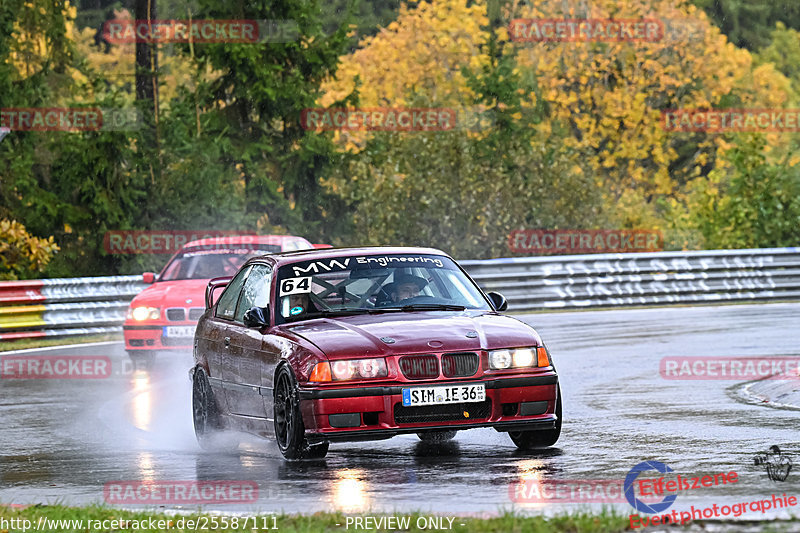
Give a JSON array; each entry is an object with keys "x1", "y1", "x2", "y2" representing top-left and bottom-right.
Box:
[
  {"x1": 331, "y1": 469, "x2": 370, "y2": 512},
  {"x1": 130, "y1": 372, "x2": 152, "y2": 432},
  {"x1": 511, "y1": 459, "x2": 546, "y2": 509},
  {"x1": 136, "y1": 451, "x2": 156, "y2": 482}
]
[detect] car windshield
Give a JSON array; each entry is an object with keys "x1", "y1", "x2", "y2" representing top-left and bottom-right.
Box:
[
  {"x1": 160, "y1": 246, "x2": 280, "y2": 281},
  {"x1": 275, "y1": 253, "x2": 491, "y2": 323}
]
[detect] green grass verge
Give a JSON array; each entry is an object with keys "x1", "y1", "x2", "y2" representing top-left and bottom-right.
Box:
[
  {"x1": 0, "y1": 505, "x2": 631, "y2": 532},
  {"x1": 0, "y1": 333, "x2": 120, "y2": 352}
]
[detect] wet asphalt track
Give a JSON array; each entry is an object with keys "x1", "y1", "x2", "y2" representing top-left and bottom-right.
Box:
[{"x1": 0, "y1": 302, "x2": 798, "y2": 519}]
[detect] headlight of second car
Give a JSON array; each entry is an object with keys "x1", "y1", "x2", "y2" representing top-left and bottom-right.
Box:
[
  {"x1": 129, "y1": 306, "x2": 160, "y2": 321},
  {"x1": 488, "y1": 347, "x2": 549, "y2": 369},
  {"x1": 309, "y1": 358, "x2": 388, "y2": 382}
]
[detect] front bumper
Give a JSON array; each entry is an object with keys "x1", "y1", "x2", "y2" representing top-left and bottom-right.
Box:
[
  {"x1": 299, "y1": 374, "x2": 558, "y2": 442},
  {"x1": 123, "y1": 324, "x2": 194, "y2": 351}
]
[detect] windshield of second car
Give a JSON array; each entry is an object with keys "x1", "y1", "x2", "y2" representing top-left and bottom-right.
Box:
[
  {"x1": 275, "y1": 254, "x2": 491, "y2": 323},
  {"x1": 160, "y1": 247, "x2": 280, "y2": 280}
]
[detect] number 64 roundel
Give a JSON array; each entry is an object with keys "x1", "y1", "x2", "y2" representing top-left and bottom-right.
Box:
[{"x1": 280, "y1": 276, "x2": 311, "y2": 296}]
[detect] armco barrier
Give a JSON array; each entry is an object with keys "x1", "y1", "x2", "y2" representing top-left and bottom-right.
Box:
[
  {"x1": 0, "y1": 248, "x2": 798, "y2": 340},
  {"x1": 0, "y1": 276, "x2": 145, "y2": 340},
  {"x1": 461, "y1": 247, "x2": 800, "y2": 311}
]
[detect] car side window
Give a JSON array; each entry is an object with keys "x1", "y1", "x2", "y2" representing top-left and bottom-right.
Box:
[
  {"x1": 215, "y1": 265, "x2": 252, "y2": 320},
  {"x1": 234, "y1": 264, "x2": 273, "y2": 323}
]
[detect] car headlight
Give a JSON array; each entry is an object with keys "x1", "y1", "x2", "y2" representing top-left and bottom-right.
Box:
[
  {"x1": 130, "y1": 306, "x2": 160, "y2": 321},
  {"x1": 488, "y1": 347, "x2": 549, "y2": 369},
  {"x1": 309, "y1": 358, "x2": 388, "y2": 382},
  {"x1": 488, "y1": 349, "x2": 512, "y2": 369}
]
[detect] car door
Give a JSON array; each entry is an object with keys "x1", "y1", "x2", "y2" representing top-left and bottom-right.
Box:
[
  {"x1": 224, "y1": 264, "x2": 277, "y2": 419},
  {"x1": 207, "y1": 265, "x2": 252, "y2": 411}
]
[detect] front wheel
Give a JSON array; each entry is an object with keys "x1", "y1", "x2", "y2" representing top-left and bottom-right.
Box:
[
  {"x1": 273, "y1": 365, "x2": 329, "y2": 460},
  {"x1": 509, "y1": 385, "x2": 562, "y2": 449},
  {"x1": 417, "y1": 430, "x2": 457, "y2": 443}
]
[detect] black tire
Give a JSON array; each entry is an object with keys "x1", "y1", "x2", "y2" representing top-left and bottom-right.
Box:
[
  {"x1": 128, "y1": 351, "x2": 155, "y2": 371},
  {"x1": 273, "y1": 365, "x2": 329, "y2": 460},
  {"x1": 509, "y1": 385, "x2": 562, "y2": 449},
  {"x1": 192, "y1": 368, "x2": 222, "y2": 449},
  {"x1": 417, "y1": 430, "x2": 457, "y2": 443}
]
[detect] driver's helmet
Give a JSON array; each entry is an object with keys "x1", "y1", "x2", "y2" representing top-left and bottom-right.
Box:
[{"x1": 385, "y1": 273, "x2": 428, "y2": 300}]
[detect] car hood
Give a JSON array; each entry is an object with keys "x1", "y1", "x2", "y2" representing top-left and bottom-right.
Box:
[
  {"x1": 281, "y1": 311, "x2": 542, "y2": 358},
  {"x1": 129, "y1": 279, "x2": 210, "y2": 307}
]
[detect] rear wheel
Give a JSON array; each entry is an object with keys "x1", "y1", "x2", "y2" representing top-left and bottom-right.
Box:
[
  {"x1": 273, "y1": 365, "x2": 329, "y2": 460},
  {"x1": 417, "y1": 430, "x2": 457, "y2": 443},
  {"x1": 192, "y1": 369, "x2": 222, "y2": 449},
  {"x1": 509, "y1": 385, "x2": 562, "y2": 449}
]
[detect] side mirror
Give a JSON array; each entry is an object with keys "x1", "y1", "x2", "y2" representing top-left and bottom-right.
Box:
[
  {"x1": 142, "y1": 272, "x2": 156, "y2": 284},
  {"x1": 205, "y1": 276, "x2": 232, "y2": 309},
  {"x1": 487, "y1": 291, "x2": 508, "y2": 312},
  {"x1": 243, "y1": 306, "x2": 270, "y2": 329}
]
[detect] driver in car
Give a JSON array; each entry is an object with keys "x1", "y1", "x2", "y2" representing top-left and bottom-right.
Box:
[
  {"x1": 389, "y1": 273, "x2": 428, "y2": 303},
  {"x1": 286, "y1": 292, "x2": 317, "y2": 317}
]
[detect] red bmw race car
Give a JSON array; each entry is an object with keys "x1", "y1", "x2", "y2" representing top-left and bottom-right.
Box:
[
  {"x1": 123, "y1": 235, "x2": 313, "y2": 367},
  {"x1": 192, "y1": 246, "x2": 561, "y2": 459}
]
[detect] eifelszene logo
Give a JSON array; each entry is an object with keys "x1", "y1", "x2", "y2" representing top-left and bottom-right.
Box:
[{"x1": 624, "y1": 461, "x2": 678, "y2": 514}]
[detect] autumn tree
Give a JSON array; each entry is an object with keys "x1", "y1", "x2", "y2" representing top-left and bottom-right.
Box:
[
  {"x1": 0, "y1": 220, "x2": 59, "y2": 280},
  {"x1": 509, "y1": 0, "x2": 792, "y2": 231},
  {"x1": 321, "y1": 0, "x2": 606, "y2": 257}
]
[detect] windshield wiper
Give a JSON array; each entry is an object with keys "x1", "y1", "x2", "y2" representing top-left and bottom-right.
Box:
[
  {"x1": 375, "y1": 304, "x2": 467, "y2": 312},
  {"x1": 286, "y1": 308, "x2": 370, "y2": 321},
  {"x1": 288, "y1": 304, "x2": 468, "y2": 321}
]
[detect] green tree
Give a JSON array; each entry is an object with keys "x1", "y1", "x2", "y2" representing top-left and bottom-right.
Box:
[
  {"x1": 693, "y1": 0, "x2": 800, "y2": 50},
  {"x1": 327, "y1": 28, "x2": 605, "y2": 258},
  {"x1": 686, "y1": 134, "x2": 800, "y2": 248},
  {"x1": 184, "y1": 0, "x2": 357, "y2": 240}
]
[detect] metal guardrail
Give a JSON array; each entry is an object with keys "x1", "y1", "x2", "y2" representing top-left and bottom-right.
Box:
[
  {"x1": 0, "y1": 248, "x2": 798, "y2": 340},
  {"x1": 461, "y1": 247, "x2": 800, "y2": 311},
  {"x1": 0, "y1": 276, "x2": 145, "y2": 340}
]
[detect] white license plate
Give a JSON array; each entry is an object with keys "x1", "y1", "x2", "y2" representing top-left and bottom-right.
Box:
[
  {"x1": 163, "y1": 326, "x2": 195, "y2": 338},
  {"x1": 402, "y1": 383, "x2": 485, "y2": 406}
]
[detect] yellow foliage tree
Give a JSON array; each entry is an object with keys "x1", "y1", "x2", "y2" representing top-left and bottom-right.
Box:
[
  {"x1": 7, "y1": 1, "x2": 77, "y2": 82},
  {"x1": 0, "y1": 219, "x2": 59, "y2": 280},
  {"x1": 72, "y1": 9, "x2": 222, "y2": 108},
  {"x1": 322, "y1": 0, "x2": 794, "y2": 245},
  {"x1": 320, "y1": 0, "x2": 491, "y2": 149},
  {"x1": 508, "y1": 0, "x2": 793, "y2": 227}
]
